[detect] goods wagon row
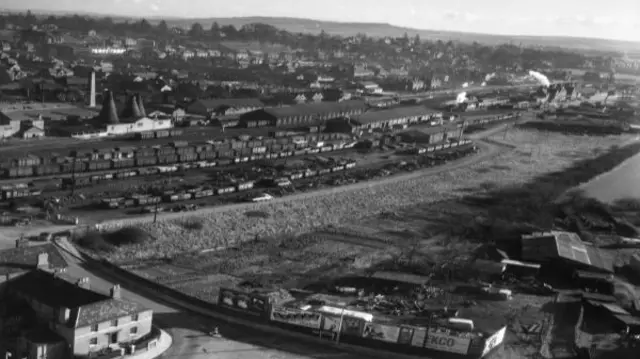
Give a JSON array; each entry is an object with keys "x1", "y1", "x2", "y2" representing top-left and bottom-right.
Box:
[
  {"x1": 2, "y1": 141, "x2": 354, "y2": 179},
  {"x1": 98, "y1": 160, "x2": 358, "y2": 210},
  {"x1": 4, "y1": 132, "x2": 351, "y2": 169}
]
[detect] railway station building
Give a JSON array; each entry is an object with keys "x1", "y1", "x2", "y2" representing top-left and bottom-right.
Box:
[{"x1": 239, "y1": 100, "x2": 368, "y2": 128}]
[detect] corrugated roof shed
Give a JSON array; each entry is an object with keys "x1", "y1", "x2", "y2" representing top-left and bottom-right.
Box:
[
  {"x1": 614, "y1": 314, "x2": 640, "y2": 326},
  {"x1": 263, "y1": 100, "x2": 367, "y2": 119},
  {"x1": 581, "y1": 292, "x2": 617, "y2": 303},
  {"x1": 599, "y1": 303, "x2": 629, "y2": 315},
  {"x1": 200, "y1": 98, "x2": 264, "y2": 110},
  {"x1": 353, "y1": 105, "x2": 440, "y2": 125}
]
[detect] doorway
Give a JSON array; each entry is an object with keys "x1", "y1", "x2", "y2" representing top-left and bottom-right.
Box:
[{"x1": 109, "y1": 332, "x2": 118, "y2": 344}]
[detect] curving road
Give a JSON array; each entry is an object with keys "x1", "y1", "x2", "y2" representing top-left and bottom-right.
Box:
[
  {"x1": 9, "y1": 123, "x2": 518, "y2": 358},
  {"x1": 54, "y1": 241, "x2": 400, "y2": 359},
  {"x1": 0, "y1": 122, "x2": 515, "y2": 246}
]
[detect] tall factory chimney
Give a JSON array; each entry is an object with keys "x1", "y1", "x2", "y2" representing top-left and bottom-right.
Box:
[
  {"x1": 136, "y1": 93, "x2": 146, "y2": 117},
  {"x1": 99, "y1": 90, "x2": 120, "y2": 124},
  {"x1": 88, "y1": 71, "x2": 96, "y2": 108}
]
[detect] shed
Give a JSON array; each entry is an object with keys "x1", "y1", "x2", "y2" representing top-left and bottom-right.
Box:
[
  {"x1": 240, "y1": 100, "x2": 367, "y2": 128},
  {"x1": 351, "y1": 105, "x2": 441, "y2": 129},
  {"x1": 613, "y1": 315, "x2": 640, "y2": 334},
  {"x1": 521, "y1": 231, "x2": 613, "y2": 273}
]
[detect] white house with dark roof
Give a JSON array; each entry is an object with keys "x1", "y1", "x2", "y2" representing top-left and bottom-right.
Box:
[{"x1": 0, "y1": 243, "x2": 155, "y2": 358}]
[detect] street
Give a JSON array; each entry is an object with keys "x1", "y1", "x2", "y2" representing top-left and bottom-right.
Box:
[{"x1": 54, "y1": 244, "x2": 373, "y2": 359}]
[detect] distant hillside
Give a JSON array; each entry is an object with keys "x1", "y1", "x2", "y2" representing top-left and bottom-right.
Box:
[
  {"x1": 151, "y1": 16, "x2": 640, "y2": 53},
  {"x1": 3, "y1": 9, "x2": 639, "y2": 52}
]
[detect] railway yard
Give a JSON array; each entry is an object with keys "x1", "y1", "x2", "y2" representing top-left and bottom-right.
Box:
[{"x1": 4, "y1": 100, "x2": 640, "y2": 359}]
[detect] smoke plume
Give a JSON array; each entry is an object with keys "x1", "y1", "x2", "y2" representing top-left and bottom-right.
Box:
[
  {"x1": 456, "y1": 92, "x2": 467, "y2": 104},
  {"x1": 485, "y1": 73, "x2": 496, "y2": 82},
  {"x1": 528, "y1": 70, "x2": 550, "y2": 87}
]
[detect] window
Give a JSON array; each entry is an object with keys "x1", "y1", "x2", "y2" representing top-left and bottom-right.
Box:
[
  {"x1": 130, "y1": 327, "x2": 138, "y2": 335},
  {"x1": 132, "y1": 314, "x2": 139, "y2": 321},
  {"x1": 91, "y1": 324, "x2": 98, "y2": 332},
  {"x1": 110, "y1": 319, "x2": 118, "y2": 327},
  {"x1": 89, "y1": 338, "x2": 97, "y2": 346}
]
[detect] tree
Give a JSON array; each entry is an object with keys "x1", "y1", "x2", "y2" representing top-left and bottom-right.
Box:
[
  {"x1": 413, "y1": 34, "x2": 421, "y2": 46},
  {"x1": 156, "y1": 20, "x2": 169, "y2": 34},
  {"x1": 210, "y1": 22, "x2": 220, "y2": 39},
  {"x1": 188, "y1": 22, "x2": 205, "y2": 38}
]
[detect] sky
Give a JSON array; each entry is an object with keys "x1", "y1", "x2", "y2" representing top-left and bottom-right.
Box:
[{"x1": 1, "y1": 0, "x2": 639, "y2": 42}]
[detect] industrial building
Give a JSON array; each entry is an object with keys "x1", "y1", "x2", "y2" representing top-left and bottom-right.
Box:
[
  {"x1": 239, "y1": 100, "x2": 367, "y2": 128},
  {"x1": 520, "y1": 231, "x2": 613, "y2": 274},
  {"x1": 186, "y1": 98, "x2": 265, "y2": 118},
  {"x1": 0, "y1": 242, "x2": 155, "y2": 359},
  {"x1": 0, "y1": 112, "x2": 46, "y2": 139},
  {"x1": 350, "y1": 106, "x2": 442, "y2": 130},
  {"x1": 85, "y1": 91, "x2": 172, "y2": 137}
]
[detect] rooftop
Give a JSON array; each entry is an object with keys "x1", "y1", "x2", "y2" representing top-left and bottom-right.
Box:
[
  {"x1": 521, "y1": 231, "x2": 614, "y2": 272},
  {"x1": 353, "y1": 105, "x2": 441, "y2": 125},
  {"x1": 260, "y1": 100, "x2": 367, "y2": 119},
  {"x1": 9, "y1": 269, "x2": 148, "y2": 328},
  {"x1": 196, "y1": 98, "x2": 264, "y2": 110},
  {"x1": 0, "y1": 243, "x2": 67, "y2": 276}
]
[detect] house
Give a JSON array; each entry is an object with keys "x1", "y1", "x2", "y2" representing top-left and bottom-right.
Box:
[
  {"x1": 521, "y1": 231, "x2": 614, "y2": 274},
  {"x1": 293, "y1": 92, "x2": 324, "y2": 104},
  {"x1": 351, "y1": 106, "x2": 442, "y2": 130},
  {"x1": 360, "y1": 81, "x2": 383, "y2": 94},
  {"x1": 3, "y1": 269, "x2": 153, "y2": 357},
  {"x1": 20, "y1": 124, "x2": 45, "y2": 139},
  {"x1": 186, "y1": 98, "x2": 264, "y2": 118},
  {"x1": 240, "y1": 100, "x2": 367, "y2": 128}
]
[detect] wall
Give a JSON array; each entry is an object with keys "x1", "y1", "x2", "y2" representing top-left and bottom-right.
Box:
[
  {"x1": 106, "y1": 118, "x2": 172, "y2": 135},
  {"x1": 71, "y1": 310, "x2": 153, "y2": 356}
]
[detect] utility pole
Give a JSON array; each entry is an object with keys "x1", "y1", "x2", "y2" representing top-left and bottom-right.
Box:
[
  {"x1": 70, "y1": 157, "x2": 77, "y2": 196},
  {"x1": 335, "y1": 307, "x2": 346, "y2": 344}
]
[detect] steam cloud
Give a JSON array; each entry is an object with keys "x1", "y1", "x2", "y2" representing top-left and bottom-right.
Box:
[
  {"x1": 528, "y1": 70, "x2": 551, "y2": 87},
  {"x1": 485, "y1": 73, "x2": 496, "y2": 81},
  {"x1": 456, "y1": 92, "x2": 467, "y2": 104}
]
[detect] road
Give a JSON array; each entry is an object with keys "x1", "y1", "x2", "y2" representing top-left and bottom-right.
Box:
[
  {"x1": 54, "y1": 241, "x2": 371, "y2": 359},
  {"x1": 7, "y1": 123, "x2": 517, "y2": 358},
  {"x1": 0, "y1": 123, "x2": 514, "y2": 248}
]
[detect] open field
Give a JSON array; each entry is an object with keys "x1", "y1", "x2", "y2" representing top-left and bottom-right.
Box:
[{"x1": 93, "y1": 129, "x2": 635, "y2": 263}]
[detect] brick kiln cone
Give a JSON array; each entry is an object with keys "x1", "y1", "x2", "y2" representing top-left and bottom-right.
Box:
[
  {"x1": 136, "y1": 93, "x2": 146, "y2": 117},
  {"x1": 121, "y1": 94, "x2": 142, "y2": 119},
  {"x1": 99, "y1": 90, "x2": 120, "y2": 124}
]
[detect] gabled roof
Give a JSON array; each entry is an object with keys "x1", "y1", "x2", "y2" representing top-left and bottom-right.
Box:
[
  {"x1": 353, "y1": 105, "x2": 440, "y2": 125},
  {"x1": 0, "y1": 243, "x2": 67, "y2": 276},
  {"x1": 9, "y1": 269, "x2": 148, "y2": 328},
  {"x1": 196, "y1": 98, "x2": 264, "y2": 110},
  {"x1": 261, "y1": 100, "x2": 367, "y2": 119}
]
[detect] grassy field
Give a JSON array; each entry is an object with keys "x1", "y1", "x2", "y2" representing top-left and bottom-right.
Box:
[{"x1": 98, "y1": 129, "x2": 634, "y2": 263}]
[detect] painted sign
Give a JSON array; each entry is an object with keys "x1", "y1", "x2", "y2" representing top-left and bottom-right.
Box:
[
  {"x1": 397, "y1": 327, "x2": 415, "y2": 345},
  {"x1": 411, "y1": 328, "x2": 427, "y2": 347},
  {"x1": 481, "y1": 326, "x2": 506, "y2": 357},
  {"x1": 362, "y1": 323, "x2": 401, "y2": 343},
  {"x1": 341, "y1": 316, "x2": 365, "y2": 337},
  {"x1": 270, "y1": 307, "x2": 322, "y2": 329},
  {"x1": 424, "y1": 328, "x2": 471, "y2": 355},
  {"x1": 217, "y1": 289, "x2": 267, "y2": 316}
]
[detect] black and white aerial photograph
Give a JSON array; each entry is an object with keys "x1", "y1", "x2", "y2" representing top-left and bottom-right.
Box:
[{"x1": 0, "y1": 0, "x2": 638, "y2": 358}]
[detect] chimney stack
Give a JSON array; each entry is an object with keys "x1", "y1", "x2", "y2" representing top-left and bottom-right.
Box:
[
  {"x1": 77, "y1": 277, "x2": 91, "y2": 290},
  {"x1": 89, "y1": 71, "x2": 96, "y2": 108},
  {"x1": 36, "y1": 252, "x2": 49, "y2": 269},
  {"x1": 110, "y1": 284, "x2": 121, "y2": 299}
]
